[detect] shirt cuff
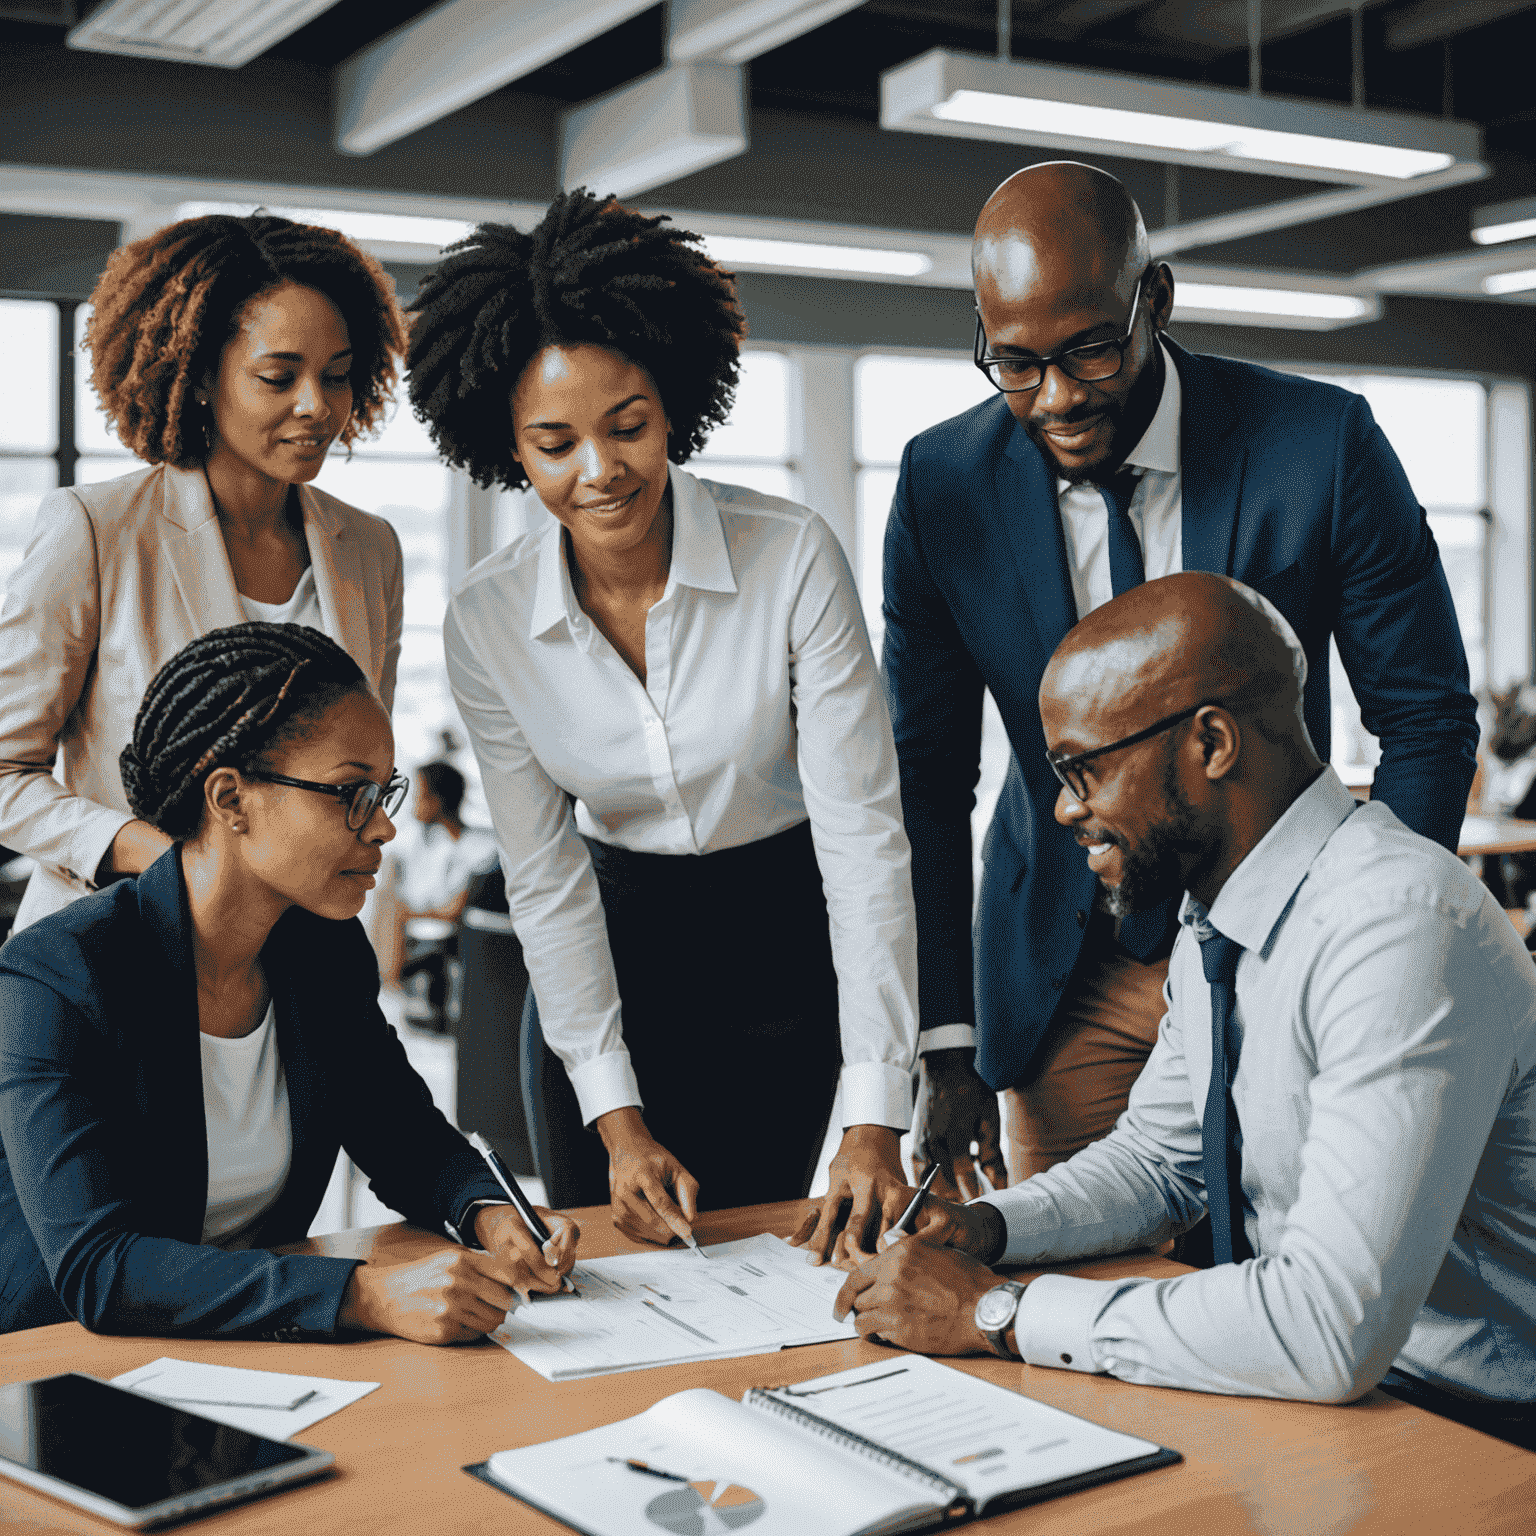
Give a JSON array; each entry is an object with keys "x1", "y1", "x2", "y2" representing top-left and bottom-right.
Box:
[
  {"x1": 70, "y1": 807, "x2": 137, "y2": 890},
  {"x1": 839, "y1": 1062, "x2": 914, "y2": 1131},
  {"x1": 1014, "y1": 1273, "x2": 1142, "y2": 1375},
  {"x1": 567, "y1": 1049, "x2": 643, "y2": 1126},
  {"x1": 918, "y1": 1024, "x2": 977, "y2": 1054},
  {"x1": 450, "y1": 1198, "x2": 510, "y2": 1249}
]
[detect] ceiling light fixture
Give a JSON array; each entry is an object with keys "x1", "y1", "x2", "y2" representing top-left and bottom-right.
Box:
[
  {"x1": 1483, "y1": 269, "x2": 1536, "y2": 296},
  {"x1": 667, "y1": 0, "x2": 866, "y2": 64},
  {"x1": 700, "y1": 235, "x2": 933, "y2": 278},
  {"x1": 1173, "y1": 282, "x2": 1374, "y2": 324},
  {"x1": 885, "y1": 51, "x2": 1482, "y2": 186},
  {"x1": 1472, "y1": 195, "x2": 1536, "y2": 246},
  {"x1": 68, "y1": 0, "x2": 343, "y2": 67}
]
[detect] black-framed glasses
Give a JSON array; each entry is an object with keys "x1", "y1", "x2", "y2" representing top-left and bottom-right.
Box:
[
  {"x1": 1046, "y1": 702, "x2": 1216, "y2": 802},
  {"x1": 974, "y1": 267, "x2": 1151, "y2": 395},
  {"x1": 249, "y1": 770, "x2": 409, "y2": 832}
]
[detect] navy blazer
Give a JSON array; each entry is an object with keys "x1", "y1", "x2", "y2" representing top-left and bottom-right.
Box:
[
  {"x1": 882, "y1": 340, "x2": 1479, "y2": 1090},
  {"x1": 0, "y1": 848, "x2": 505, "y2": 1336}
]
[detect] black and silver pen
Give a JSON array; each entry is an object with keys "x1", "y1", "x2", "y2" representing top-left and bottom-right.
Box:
[
  {"x1": 467, "y1": 1131, "x2": 577, "y2": 1293},
  {"x1": 882, "y1": 1162, "x2": 941, "y2": 1246}
]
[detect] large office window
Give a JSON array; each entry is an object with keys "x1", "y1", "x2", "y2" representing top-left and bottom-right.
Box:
[{"x1": 0, "y1": 299, "x2": 66, "y2": 592}]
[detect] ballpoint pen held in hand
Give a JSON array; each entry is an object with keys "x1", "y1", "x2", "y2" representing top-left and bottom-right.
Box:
[
  {"x1": 467, "y1": 1131, "x2": 577, "y2": 1293},
  {"x1": 882, "y1": 1162, "x2": 941, "y2": 1247}
]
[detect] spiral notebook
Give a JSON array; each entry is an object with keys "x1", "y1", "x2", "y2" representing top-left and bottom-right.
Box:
[{"x1": 466, "y1": 1354, "x2": 1178, "y2": 1535}]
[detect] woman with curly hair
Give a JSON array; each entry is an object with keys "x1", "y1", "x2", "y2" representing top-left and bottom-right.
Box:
[
  {"x1": 0, "y1": 621, "x2": 576, "y2": 1337},
  {"x1": 410, "y1": 190, "x2": 919, "y2": 1262},
  {"x1": 0, "y1": 213, "x2": 406, "y2": 930}
]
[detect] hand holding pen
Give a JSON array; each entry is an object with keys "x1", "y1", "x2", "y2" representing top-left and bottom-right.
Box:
[{"x1": 467, "y1": 1132, "x2": 580, "y2": 1294}]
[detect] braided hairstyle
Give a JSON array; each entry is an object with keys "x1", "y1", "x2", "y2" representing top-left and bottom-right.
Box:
[
  {"x1": 85, "y1": 213, "x2": 406, "y2": 467},
  {"x1": 406, "y1": 188, "x2": 747, "y2": 490},
  {"x1": 121, "y1": 623, "x2": 368, "y2": 842}
]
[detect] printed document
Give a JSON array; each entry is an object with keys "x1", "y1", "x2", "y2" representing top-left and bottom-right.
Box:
[
  {"x1": 112, "y1": 1358, "x2": 379, "y2": 1438},
  {"x1": 490, "y1": 1233, "x2": 856, "y2": 1381}
]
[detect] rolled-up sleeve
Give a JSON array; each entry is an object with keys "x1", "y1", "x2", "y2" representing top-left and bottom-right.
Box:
[
  {"x1": 443, "y1": 603, "x2": 638, "y2": 1124},
  {"x1": 787, "y1": 515, "x2": 919, "y2": 1129}
]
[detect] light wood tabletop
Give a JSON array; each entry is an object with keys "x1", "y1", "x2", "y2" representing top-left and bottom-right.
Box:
[
  {"x1": 1458, "y1": 813, "x2": 1536, "y2": 858},
  {"x1": 2, "y1": 1201, "x2": 1531, "y2": 1534}
]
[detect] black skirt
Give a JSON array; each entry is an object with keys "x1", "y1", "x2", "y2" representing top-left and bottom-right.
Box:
[{"x1": 520, "y1": 819, "x2": 842, "y2": 1210}]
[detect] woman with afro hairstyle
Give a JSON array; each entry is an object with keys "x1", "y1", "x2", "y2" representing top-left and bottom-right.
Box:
[
  {"x1": 413, "y1": 189, "x2": 919, "y2": 1262},
  {"x1": 0, "y1": 213, "x2": 407, "y2": 933},
  {"x1": 0, "y1": 621, "x2": 577, "y2": 1337}
]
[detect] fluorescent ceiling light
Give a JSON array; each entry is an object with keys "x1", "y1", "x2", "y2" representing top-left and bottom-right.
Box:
[
  {"x1": 1174, "y1": 283, "x2": 1371, "y2": 320},
  {"x1": 886, "y1": 51, "x2": 1482, "y2": 187},
  {"x1": 176, "y1": 203, "x2": 473, "y2": 252},
  {"x1": 68, "y1": 0, "x2": 343, "y2": 67},
  {"x1": 700, "y1": 235, "x2": 932, "y2": 278},
  {"x1": 561, "y1": 64, "x2": 748, "y2": 199},
  {"x1": 1471, "y1": 195, "x2": 1536, "y2": 246},
  {"x1": 1484, "y1": 269, "x2": 1536, "y2": 296}
]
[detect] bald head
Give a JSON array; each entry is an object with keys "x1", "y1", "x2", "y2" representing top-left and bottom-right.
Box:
[
  {"x1": 1044, "y1": 573, "x2": 1311, "y2": 756},
  {"x1": 973, "y1": 162, "x2": 1149, "y2": 310}
]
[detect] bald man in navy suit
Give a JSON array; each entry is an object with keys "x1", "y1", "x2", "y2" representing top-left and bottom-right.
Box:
[{"x1": 884, "y1": 162, "x2": 1477, "y2": 1209}]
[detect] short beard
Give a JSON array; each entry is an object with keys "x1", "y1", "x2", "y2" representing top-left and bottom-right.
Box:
[{"x1": 1101, "y1": 753, "x2": 1209, "y2": 917}]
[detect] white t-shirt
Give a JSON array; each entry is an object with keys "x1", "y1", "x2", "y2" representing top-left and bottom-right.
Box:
[
  {"x1": 238, "y1": 565, "x2": 326, "y2": 632},
  {"x1": 200, "y1": 1003, "x2": 292, "y2": 1246},
  {"x1": 393, "y1": 822, "x2": 498, "y2": 914}
]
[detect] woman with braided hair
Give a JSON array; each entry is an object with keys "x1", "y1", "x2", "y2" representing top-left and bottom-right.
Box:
[
  {"x1": 412, "y1": 189, "x2": 919, "y2": 1263},
  {"x1": 0, "y1": 621, "x2": 577, "y2": 1338},
  {"x1": 0, "y1": 212, "x2": 406, "y2": 933}
]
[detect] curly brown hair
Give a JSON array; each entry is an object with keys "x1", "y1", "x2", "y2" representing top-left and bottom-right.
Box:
[
  {"x1": 84, "y1": 213, "x2": 406, "y2": 467},
  {"x1": 406, "y1": 189, "x2": 747, "y2": 491}
]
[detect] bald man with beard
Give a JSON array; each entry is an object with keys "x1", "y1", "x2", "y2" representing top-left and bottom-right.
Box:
[
  {"x1": 884, "y1": 160, "x2": 1478, "y2": 1227},
  {"x1": 836, "y1": 574, "x2": 1536, "y2": 1437}
]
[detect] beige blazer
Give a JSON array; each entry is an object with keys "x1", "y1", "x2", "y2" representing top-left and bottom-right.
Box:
[{"x1": 0, "y1": 462, "x2": 403, "y2": 931}]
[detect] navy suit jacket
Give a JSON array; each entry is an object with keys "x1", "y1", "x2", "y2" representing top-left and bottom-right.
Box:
[
  {"x1": 882, "y1": 340, "x2": 1479, "y2": 1091},
  {"x1": 0, "y1": 848, "x2": 505, "y2": 1336}
]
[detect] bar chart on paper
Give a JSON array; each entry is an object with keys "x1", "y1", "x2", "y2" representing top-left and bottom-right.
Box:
[{"x1": 490, "y1": 1235, "x2": 856, "y2": 1381}]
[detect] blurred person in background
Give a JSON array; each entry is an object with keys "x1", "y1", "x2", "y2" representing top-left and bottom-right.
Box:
[
  {"x1": 0, "y1": 212, "x2": 406, "y2": 932},
  {"x1": 409, "y1": 190, "x2": 919, "y2": 1259}
]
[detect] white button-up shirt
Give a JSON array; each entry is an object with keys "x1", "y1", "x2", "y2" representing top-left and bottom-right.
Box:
[
  {"x1": 979, "y1": 767, "x2": 1536, "y2": 1404},
  {"x1": 444, "y1": 467, "x2": 919, "y2": 1129},
  {"x1": 920, "y1": 341, "x2": 1183, "y2": 1057}
]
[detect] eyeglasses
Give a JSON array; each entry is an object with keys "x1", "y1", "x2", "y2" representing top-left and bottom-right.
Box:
[
  {"x1": 248, "y1": 770, "x2": 410, "y2": 832},
  {"x1": 1046, "y1": 702, "x2": 1215, "y2": 802},
  {"x1": 974, "y1": 267, "x2": 1151, "y2": 395}
]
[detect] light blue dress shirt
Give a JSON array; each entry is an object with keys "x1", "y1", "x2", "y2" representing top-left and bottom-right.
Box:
[{"x1": 980, "y1": 767, "x2": 1536, "y2": 1404}]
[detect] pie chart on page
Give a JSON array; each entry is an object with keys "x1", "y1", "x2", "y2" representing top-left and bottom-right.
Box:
[{"x1": 645, "y1": 1479, "x2": 766, "y2": 1534}]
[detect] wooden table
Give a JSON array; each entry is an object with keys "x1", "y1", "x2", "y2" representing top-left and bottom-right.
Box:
[
  {"x1": 1458, "y1": 813, "x2": 1536, "y2": 858},
  {"x1": 3, "y1": 1202, "x2": 1532, "y2": 1534}
]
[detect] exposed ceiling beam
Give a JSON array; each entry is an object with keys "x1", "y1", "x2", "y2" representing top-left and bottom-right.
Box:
[
  {"x1": 1045, "y1": 0, "x2": 1160, "y2": 39},
  {"x1": 1139, "y1": 0, "x2": 1378, "y2": 51},
  {"x1": 333, "y1": 0, "x2": 655, "y2": 157},
  {"x1": 560, "y1": 64, "x2": 748, "y2": 198},
  {"x1": 1384, "y1": 0, "x2": 1536, "y2": 49},
  {"x1": 667, "y1": 0, "x2": 866, "y2": 64}
]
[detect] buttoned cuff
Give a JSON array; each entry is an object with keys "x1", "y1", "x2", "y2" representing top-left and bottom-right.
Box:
[
  {"x1": 73, "y1": 807, "x2": 137, "y2": 890},
  {"x1": 1015, "y1": 1273, "x2": 1143, "y2": 1375},
  {"x1": 568, "y1": 1049, "x2": 643, "y2": 1126},
  {"x1": 839, "y1": 1062, "x2": 914, "y2": 1131},
  {"x1": 918, "y1": 1024, "x2": 977, "y2": 1054}
]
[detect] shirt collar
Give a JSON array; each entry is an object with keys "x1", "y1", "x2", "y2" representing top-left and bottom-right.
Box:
[
  {"x1": 1055, "y1": 338, "x2": 1181, "y2": 495},
  {"x1": 1178, "y1": 766, "x2": 1359, "y2": 957},
  {"x1": 527, "y1": 465, "x2": 737, "y2": 641}
]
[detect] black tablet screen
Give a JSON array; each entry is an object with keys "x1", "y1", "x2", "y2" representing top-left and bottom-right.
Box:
[{"x1": 0, "y1": 1373, "x2": 310, "y2": 1511}]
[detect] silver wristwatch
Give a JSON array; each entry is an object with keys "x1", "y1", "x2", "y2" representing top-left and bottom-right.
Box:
[{"x1": 973, "y1": 1280, "x2": 1027, "y2": 1360}]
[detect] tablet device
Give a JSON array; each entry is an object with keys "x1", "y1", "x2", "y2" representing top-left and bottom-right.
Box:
[{"x1": 0, "y1": 1372, "x2": 334, "y2": 1528}]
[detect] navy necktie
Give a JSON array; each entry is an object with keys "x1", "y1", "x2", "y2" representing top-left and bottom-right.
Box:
[
  {"x1": 1098, "y1": 470, "x2": 1145, "y2": 596},
  {"x1": 1199, "y1": 926, "x2": 1254, "y2": 1265}
]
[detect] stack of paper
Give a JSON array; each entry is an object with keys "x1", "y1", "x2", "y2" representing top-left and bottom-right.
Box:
[
  {"x1": 491, "y1": 1234, "x2": 857, "y2": 1381},
  {"x1": 111, "y1": 1359, "x2": 379, "y2": 1438}
]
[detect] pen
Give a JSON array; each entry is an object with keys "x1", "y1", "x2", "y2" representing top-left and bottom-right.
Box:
[
  {"x1": 882, "y1": 1162, "x2": 941, "y2": 1246},
  {"x1": 607, "y1": 1458, "x2": 692, "y2": 1483},
  {"x1": 467, "y1": 1131, "x2": 577, "y2": 1293}
]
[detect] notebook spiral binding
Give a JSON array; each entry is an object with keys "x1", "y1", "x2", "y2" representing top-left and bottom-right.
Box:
[{"x1": 744, "y1": 1389, "x2": 969, "y2": 1511}]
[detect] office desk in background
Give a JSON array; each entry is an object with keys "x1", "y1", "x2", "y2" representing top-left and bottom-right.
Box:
[
  {"x1": 1458, "y1": 814, "x2": 1536, "y2": 859},
  {"x1": 1, "y1": 1203, "x2": 1531, "y2": 1535}
]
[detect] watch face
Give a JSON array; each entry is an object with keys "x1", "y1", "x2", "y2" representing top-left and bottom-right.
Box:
[{"x1": 975, "y1": 1286, "x2": 1018, "y2": 1330}]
